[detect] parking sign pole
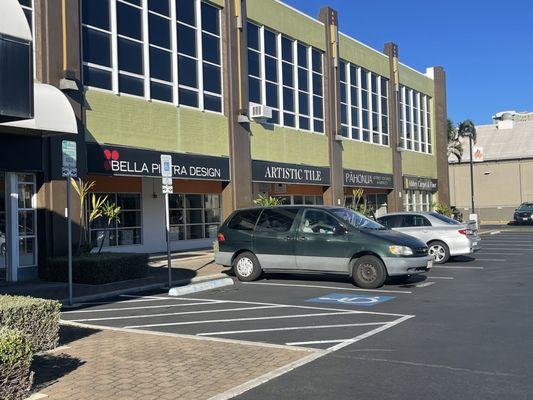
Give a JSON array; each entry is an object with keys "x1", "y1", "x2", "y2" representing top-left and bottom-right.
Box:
[
  {"x1": 165, "y1": 191, "x2": 172, "y2": 288},
  {"x1": 66, "y1": 176, "x2": 73, "y2": 306}
]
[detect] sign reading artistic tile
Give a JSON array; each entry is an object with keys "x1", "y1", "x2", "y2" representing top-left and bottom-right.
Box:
[
  {"x1": 87, "y1": 143, "x2": 230, "y2": 181},
  {"x1": 252, "y1": 160, "x2": 330, "y2": 185},
  {"x1": 343, "y1": 169, "x2": 393, "y2": 189},
  {"x1": 403, "y1": 175, "x2": 438, "y2": 192}
]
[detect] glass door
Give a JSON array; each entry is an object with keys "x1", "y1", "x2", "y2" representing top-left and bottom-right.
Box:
[{"x1": 0, "y1": 173, "x2": 6, "y2": 280}]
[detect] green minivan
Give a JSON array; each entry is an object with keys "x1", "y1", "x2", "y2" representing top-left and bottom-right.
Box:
[{"x1": 215, "y1": 206, "x2": 433, "y2": 289}]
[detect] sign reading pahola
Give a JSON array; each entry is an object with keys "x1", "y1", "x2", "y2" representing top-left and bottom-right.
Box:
[
  {"x1": 343, "y1": 169, "x2": 394, "y2": 189},
  {"x1": 87, "y1": 143, "x2": 230, "y2": 181}
]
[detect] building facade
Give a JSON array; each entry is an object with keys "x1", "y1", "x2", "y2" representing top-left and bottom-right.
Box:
[
  {"x1": 0, "y1": 0, "x2": 449, "y2": 280},
  {"x1": 449, "y1": 111, "x2": 533, "y2": 222}
]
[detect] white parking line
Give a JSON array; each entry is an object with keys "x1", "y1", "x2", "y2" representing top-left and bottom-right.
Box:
[
  {"x1": 124, "y1": 311, "x2": 358, "y2": 329},
  {"x1": 285, "y1": 339, "x2": 348, "y2": 346},
  {"x1": 70, "y1": 305, "x2": 288, "y2": 323},
  {"x1": 243, "y1": 281, "x2": 412, "y2": 294},
  {"x1": 414, "y1": 282, "x2": 435, "y2": 288},
  {"x1": 428, "y1": 276, "x2": 454, "y2": 280},
  {"x1": 63, "y1": 301, "x2": 225, "y2": 314},
  {"x1": 474, "y1": 258, "x2": 506, "y2": 262},
  {"x1": 479, "y1": 252, "x2": 523, "y2": 256},
  {"x1": 119, "y1": 294, "x2": 221, "y2": 302},
  {"x1": 198, "y1": 322, "x2": 388, "y2": 336},
  {"x1": 477, "y1": 247, "x2": 533, "y2": 251},
  {"x1": 432, "y1": 266, "x2": 484, "y2": 270}
]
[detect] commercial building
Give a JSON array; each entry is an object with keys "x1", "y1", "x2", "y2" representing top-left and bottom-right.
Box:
[
  {"x1": 0, "y1": 0, "x2": 449, "y2": 280},
  {"x1": 449, "y1": 111, "x2": 533, "y2": 222}
]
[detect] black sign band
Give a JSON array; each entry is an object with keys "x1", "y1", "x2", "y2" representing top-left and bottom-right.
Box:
[
  {"x1": 343, "y1": 169, "x2": 394, "y2": 189},
  {"x1": 252, "y1": 160, "x2": 330, "y2": 185},
  {"x1": 403, "y1": 175, "x2": 438, "y2": 192},
  {"x1": 87, "y1": 143, "x2": 230, "y2": 181}
]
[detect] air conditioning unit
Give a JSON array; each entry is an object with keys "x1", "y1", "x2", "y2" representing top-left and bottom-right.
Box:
[{"x1": 249, "y1": 103, "x2": 273, "y2": 122}]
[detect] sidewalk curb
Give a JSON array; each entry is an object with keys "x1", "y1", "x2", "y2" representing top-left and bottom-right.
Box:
[
  {"x1": 168, "y1": 277, "x2": 234, "y2": 296},
  {"x1": 61, "y1": 273, "x2": 228, "y2": 306}
]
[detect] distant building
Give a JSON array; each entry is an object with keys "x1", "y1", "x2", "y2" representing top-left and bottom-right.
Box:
[{"x1": 449, "y1": 111, "x2": 533, "y2": 222}]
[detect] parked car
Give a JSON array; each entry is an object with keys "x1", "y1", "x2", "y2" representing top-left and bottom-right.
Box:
[
  {"x1": 377, "y1": 212, "x2": 481, "y2": 264},
  {"x1": 215, "y1": 206, "x2": 433, "y2": 289},
  {"x1": 513, "y1": 202, "x2": 533, "y2": 225}
]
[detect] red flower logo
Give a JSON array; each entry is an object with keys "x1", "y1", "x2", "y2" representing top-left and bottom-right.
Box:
[{"x1": 103, "y1": 149, "x2": 119, "y2": 170}]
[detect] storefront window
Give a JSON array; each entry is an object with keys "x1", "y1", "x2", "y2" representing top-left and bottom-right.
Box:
[
  {"x1": 89, "y1": 193, "x2": 142, "y2": 247},
  {"x1": 0, "y1": 173, "x2": 6, "y2": 274},
  {"x1": 404, "y1": 190, "x2": 432, "y2": 212},
  {"x1": 169, "y1": 194, "x2": 221, "y2": 241},
  {"x1": 272, "y1": 195, "x2": 323, "y2": 206},
  {"x1": 17, "y1": 174, "x2": 36, "y2": 266},
  {"x1": 344, "y1": 193, "x2": 388, "y2": 218}
]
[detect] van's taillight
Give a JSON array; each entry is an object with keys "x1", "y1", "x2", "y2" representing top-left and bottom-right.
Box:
[{"x1": 217, "y1": 233, "x2": 225, "y2": 242}]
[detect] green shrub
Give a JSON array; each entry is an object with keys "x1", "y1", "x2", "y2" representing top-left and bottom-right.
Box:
[
  {"x1": 0, "y1": 328, "x2": 33, "y2": 400},
  {"x1": 41, "y1": 253, "x2": 149, "y2": 285},
  {"x1": 433, "y1": 202, "x2": 453, "y2": 217},
  {"x1": 0, "y1": 296, "x2": 60, "y2": 353}
]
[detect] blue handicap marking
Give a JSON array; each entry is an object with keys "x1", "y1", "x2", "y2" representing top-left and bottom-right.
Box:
[{"x1": 306, "y1": 293, "x2": 394, "y2": 307}]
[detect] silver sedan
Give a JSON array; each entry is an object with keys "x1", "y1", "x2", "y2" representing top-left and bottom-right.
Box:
[{"x1": 377, "y1": 212, "x2": 481, "y2": 264}]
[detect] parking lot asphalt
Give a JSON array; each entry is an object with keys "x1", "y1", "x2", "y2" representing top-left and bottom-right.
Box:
[{"x1": 61, "y1": 227, "x2": 533, "y2": 400}]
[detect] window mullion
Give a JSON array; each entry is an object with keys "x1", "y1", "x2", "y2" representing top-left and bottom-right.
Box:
[
  {"x1": 377, "y1": 76, "x2": 382, "y2": 145},
  {"x1": 259, "y1": 26, "x2": 266, "y2": 106},
  {"x1": 346, "y1": 63, "x2": 352, "y2": 139},
  {"x1": 170, "y1": 0, "x2": 179, "y2": 105},
  {"x1": 196, "y1": 0, "x2": 204, "y2": 110},
  {"x1": 142, "y1": 0, "x2": 150, "y2": 99},
  {"x1": 307, "y1": 46, "x2": 313, "y2": 132},
  {"x1": 110, "y1": 0, "x2": 119, "y2": 93},
  {"x1": 277, "y1": 33, "x2": 284, "y2": 126},
  {"x1": 357, "y1": 67, "x2": 363, "y2": 142},
  {"x1": 293, "y1": 40, "x2": 299, "y2": 129}
]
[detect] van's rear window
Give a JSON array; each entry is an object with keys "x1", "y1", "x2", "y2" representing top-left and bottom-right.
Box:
[{"x1": 228, "y1": 209, "x2": 262, "y2": 231}]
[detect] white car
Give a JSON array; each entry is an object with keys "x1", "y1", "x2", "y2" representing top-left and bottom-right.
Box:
[{"x1": 377, "y1": 212, "x2": 481, "y2": 264}]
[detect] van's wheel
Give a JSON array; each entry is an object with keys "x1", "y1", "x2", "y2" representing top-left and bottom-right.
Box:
[
  {"x1": 233, "y1": 252, "x2": 262, "y2": 282},
  {"x1": 428, "y1": 241, "x2": 450, "y2": 264},
  {"x1": 352, "y1": 255, "x2": 387, "y2": 289}
]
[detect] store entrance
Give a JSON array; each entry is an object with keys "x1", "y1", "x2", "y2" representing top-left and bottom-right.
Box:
[{"x1": 0, "y1": 173, "x2": 7, "y2": 281}]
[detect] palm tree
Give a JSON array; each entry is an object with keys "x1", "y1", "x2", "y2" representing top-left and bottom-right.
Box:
[
  {"x1": 447, "y1": 119, "x2": 463, "y2": 162},
  {"x1": 457, "y1": 119, "x2": 477, "y2": 144}
]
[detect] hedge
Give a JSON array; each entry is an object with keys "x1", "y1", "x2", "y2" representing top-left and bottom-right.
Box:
[
  {"x1": 0, "y1": 295, "x2": 60, "y2": 353},
  {"x1": 41, "y1": 253, "x2": 149, "y2": 285},
  {"x1": 0, "y1": 328, "x2": 33, "y2": 400}
]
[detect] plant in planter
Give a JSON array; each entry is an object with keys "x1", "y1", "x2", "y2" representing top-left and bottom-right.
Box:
[
  {"x1": 348, "y1": 189, "x2": 375, "y2": 219},
  {"x1": 98, "y1": 202, "x2": 121, "y2": 253},
  {"x1": 0, "y1": 327, "x2": 33, "y2": 400},
  {"x1": 253, "y1": 194, "x2": 284, "y2": 206}
]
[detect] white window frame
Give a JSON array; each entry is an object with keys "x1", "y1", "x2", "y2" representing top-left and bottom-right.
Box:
[{"x1": 400, "y1": 85, "x2": 432, "y2": 154}]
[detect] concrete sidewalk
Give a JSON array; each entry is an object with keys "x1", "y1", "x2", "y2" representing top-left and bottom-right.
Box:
[
  {"x1": 30, "y1": 323, "x2": 311, "y2": 400},
  {"x1": 0, "y1": 251, "x2": 230, "y2": 303}
]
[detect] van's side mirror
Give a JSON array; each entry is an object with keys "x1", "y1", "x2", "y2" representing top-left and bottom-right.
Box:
[{"x1": 334, "y1": 226, "x2": 347, "y2": 235}]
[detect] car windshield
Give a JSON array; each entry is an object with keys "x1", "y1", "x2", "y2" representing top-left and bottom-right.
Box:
[
  {"x1": 331, "y1": 208, "x2": 385, "y2": 230},
  {"x1": 429, "y1": 212, "x2": 461, "y2": 225},
  {"x1": 518, "y1": 203, "x2": 533, "y2": 211}
]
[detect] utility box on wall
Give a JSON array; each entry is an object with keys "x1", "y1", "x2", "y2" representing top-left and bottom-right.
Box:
[{"x1": 0, "y1": 35, "x2": 33, "y2": 122}]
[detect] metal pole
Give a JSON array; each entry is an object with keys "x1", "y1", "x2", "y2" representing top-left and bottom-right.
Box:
[
  {"x1": 165, "y1": 192, "x2": 172, "y2": 288},
  {"x1": 469, "y1": 134, "x2": 475, "y2": 215},
  {"x1": 67, "y1": 177, "x2": 73, "y2": 306}
]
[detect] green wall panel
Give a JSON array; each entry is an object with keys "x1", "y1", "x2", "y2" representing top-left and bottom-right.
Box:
[
  {"x1": 250, "y1": 123, "x2": 329, "y2": 166},
  {"x1": 402, "y1": 151, "x2": 437, "y2": 178},
  {"x1": 399, "y1": 64, "x2": 434, "y2": 96},
  {"x1": 84, "y1": 90, "x2": 229, "y2": 156},
  {"x1": 246, "y1": 0, "x2": 325, "y2": 50},
  {"x1": 342, "y1": 140, "x2": 393, "y2": 173},
  {"x1": 339, "y1": 34, "x2": 390, "y2": 78}
]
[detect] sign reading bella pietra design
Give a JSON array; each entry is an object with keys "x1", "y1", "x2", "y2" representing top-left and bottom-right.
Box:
[
  {"x1": 252, "y1": 160, "x2": 330, "y2": 185},
  {"x1": 403, "y1": 175, "x2": 438, "y2": 192},
  {"x1": 343, "y1": 169, "x2": 393, "y2": 189},
  {"x1": 87, "y1": 143, "x2": 230, "y2": 181}
]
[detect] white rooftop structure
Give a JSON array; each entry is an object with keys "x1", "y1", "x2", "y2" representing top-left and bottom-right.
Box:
[{"x1": 453, "y1": 113, "x2": 533, "y2": 163}]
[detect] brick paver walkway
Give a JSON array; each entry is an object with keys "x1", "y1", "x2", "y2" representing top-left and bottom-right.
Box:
[{"x1": 31, "y1": 324, "x2": 310, "y2": 400}]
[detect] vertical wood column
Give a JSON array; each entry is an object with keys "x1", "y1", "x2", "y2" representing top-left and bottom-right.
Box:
[
  {"x1": 384, "y1": 42, "x2": 403, "y2": 212},
  {"x1": 318, "y1": 7, "x2": 343, "y2": 207},
  {"x1": 221, "y1": 0, "x2": 253, "y2": 218},
  {"x1": 428, "y1": 66, "x2": 450, "y2": 205}
]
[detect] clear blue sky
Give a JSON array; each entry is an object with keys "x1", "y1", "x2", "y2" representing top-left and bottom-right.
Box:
[{"x1": 283, "y1": 0, "x2": 533, "y2": 125}]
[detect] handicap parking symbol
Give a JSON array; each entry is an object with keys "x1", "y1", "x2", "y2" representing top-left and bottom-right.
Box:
[{"x1": 306, "y1": 293, "x2": 394, "y2": 307}]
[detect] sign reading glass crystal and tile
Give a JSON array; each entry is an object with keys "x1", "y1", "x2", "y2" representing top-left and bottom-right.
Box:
[
  {"x1": 252, "y1": 160, "x2": 330, "y2": 185},
  {"x1": 403, "y1": 175, "x2": 438, "y2": 192},
  {"x1": 343, "y1": 169, "x2": 393, "y2": 189},
  {"x1": 87, "y1": 143, "x2": 230, "y2": 181}
]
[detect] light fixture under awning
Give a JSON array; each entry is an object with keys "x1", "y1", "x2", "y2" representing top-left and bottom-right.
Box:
[
  {"x1": 0, "y1": 0, "x2": 32, "y2": 41},
  {"x1": 1, "y1": 83, "x2": 78, "y2": 134}
]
